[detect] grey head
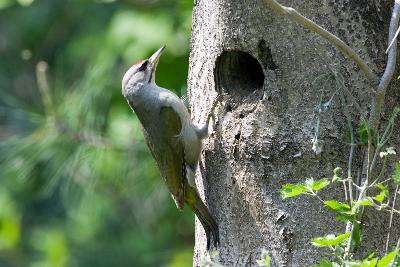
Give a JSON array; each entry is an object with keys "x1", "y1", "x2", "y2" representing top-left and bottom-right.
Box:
[{"x1": 122, "y1": 46, "x2": 166, "y2": 99}]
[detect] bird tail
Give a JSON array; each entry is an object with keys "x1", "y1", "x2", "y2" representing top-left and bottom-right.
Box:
[{"x1": 185, "y1": 186, "x2": 219, "y2": 250}]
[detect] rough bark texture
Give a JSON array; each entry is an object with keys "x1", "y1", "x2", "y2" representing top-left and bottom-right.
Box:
[{"x1": 187, "y1": 0, "x2": 400, "y2": 266}]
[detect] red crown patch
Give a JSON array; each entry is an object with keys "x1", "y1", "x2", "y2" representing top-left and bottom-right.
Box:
[{"x1": 132, "y1": 60, "x2": 144, "y2": 67}]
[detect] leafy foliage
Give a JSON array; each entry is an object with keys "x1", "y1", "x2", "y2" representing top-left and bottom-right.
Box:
[
  {"x1": 314, "y1": 250, "x2": 399, "y2": 267},
  {"x1": 373, "y1": 184, "x2": 389, "y2": 203},
  {"x1": 280, "y1": 178, "x2": 330, "y2": 199},
  {"x1": 311, "y1": 233, "x2": 350, "y2": 247},
  {"x1": 324, "y1": 200, "x2": 355, "y2": 222},
  {"x1": 282, "y1": 159, "x2": 400, "y2": 266},
  {"x1": 392, "y1": 162, "x2": 400, "y2": 185}
]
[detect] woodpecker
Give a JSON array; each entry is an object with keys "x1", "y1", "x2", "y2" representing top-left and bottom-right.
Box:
[{"x1": 122, "y1": 46, "x2": 220, "y2": 249}]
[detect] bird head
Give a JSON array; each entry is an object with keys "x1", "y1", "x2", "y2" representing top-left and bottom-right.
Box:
[{"x1": 122, "y1": 45, "x2": 165, "y2": 97}]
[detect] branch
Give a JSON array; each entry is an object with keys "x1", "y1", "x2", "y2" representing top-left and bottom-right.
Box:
[
  {"x1": 263, "y1": 0, "x2": 379, "y2": 83},
  {"x1": 354, "y1": 4, "x2": 400, "y2": 258},
  {"x1": 386, "y1": 24, "x2": 400, "y2": 53},
  {"x1": 36, "y1": 61, "x2": 56, "y2": 117},
  {"x1": 369, "y1": 0, "x2": 400, "y2": 131},
  {"x1": 385, "y1": 185, "x2": 399, "y2": 253},
  {"x1": 345, "y1": 180, "x2": 369, "y2": 258}
]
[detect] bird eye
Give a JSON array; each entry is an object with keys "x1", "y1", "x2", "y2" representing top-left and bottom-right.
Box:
[{"x1": 138, "y1": 61, "x2": 148, "y2": 72}]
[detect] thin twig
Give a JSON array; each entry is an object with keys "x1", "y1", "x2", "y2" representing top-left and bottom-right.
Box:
[
  {"x1": 386, "y1": 24, "x2": 400, "y2": 53},
  {"x1": 311, "y1": 192, "x2": 325, "y2": 204},
  {"x1": 384, "y1": 208, "x2": 400, "y2": 215},
  {"x1": 348, "y1": 2, "x2": 400, "y2": 260},
  {"x1": 350, "y1": 181, "x2": 362, "y2": 191},
  {"x1": 335, "y1": 73, "x2": 366, "y2": 121},
  {"x1": 302, "y1": 38, "x2": 354, "y2": 203},
  {"x1": 262, "y1": 0, "x2": 378, "y2": 83},
  {"x1": 370, "y1": 108, "x2": 399, "y2": 174},
  {"x1": 337, "y1": 76, "x2": 354, "y2": 205},
  {"x1": 344, "y1": 121, "x2": 372, "y2": 259},
  {"x1": 374, "y1": 158, "x2": 388, "y2": 185},
  {"x1": 370, "y1": 177, "x2": 393, "y2": 188},
  {"x1": 386, "y1": 185, "x2": 399, "y2": 253},
  {"x1": 345, "y1": 180, "x2": 369, "y2": 258},
  {"x1": 311, "y1": 77, "x2": 331, "y2": 154},
  {"x1": 36, "y1": 61, "x2": 55, "y2": 117}
]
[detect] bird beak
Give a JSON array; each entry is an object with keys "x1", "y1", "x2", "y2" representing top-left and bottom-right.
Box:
[{"x1": 149, "y1": 45, "x2": 165, "y2": 70}]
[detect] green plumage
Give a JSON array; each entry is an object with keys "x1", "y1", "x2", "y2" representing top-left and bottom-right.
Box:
[{"x1": 141, "y1": 106, "x2": 219, "y2": 249}]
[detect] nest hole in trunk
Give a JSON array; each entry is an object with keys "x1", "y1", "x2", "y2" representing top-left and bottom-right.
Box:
[{"x1": 214, "y1": 50, "x2": 265, "y2": 95}]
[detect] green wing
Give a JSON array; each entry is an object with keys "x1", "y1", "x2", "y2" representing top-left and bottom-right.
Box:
[{"x1": 143, "y1": 106, "x2": 185, "y2": 209}]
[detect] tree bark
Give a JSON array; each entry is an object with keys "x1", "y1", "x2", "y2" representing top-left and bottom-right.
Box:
[{"x1": 187, "y1": 0, "x2": 399, "y2": 266}]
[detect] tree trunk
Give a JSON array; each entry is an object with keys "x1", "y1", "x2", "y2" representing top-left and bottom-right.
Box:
[{"x1": 188, "y1": 0, "x2": 399, "y2": 266}]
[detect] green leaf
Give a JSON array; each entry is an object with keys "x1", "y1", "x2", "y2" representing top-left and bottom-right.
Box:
[
  {"x1": 354, "y1": 199, "x2": 374, "y2": 207},
  {"x1": 351, "y1": 222, "x2": 362, "y2": 250},
  {"x1": 0, "y1": 190, "x2": 21, "y2": 249},
  {"x1": 357, "y1": 122, "x2": 375, "y2": 145},
  {"x1": 377, "y1": 249, "x2": 399, "y2": 267},
  {"x1": 357, "y1": 122, "x2": 369, "y2": 145},
  {"x1": 333, "y1": 167, "x2": 343, "y2": 176},
  {"x1": 280, "y1": 178, "x2": 331, "y2": 199},
  {"x1": 324, "y1": 200, "x2": 355, "y2": 222},
  {"x1": 167, "y1": 250, "x2": 193, "y2": 267},
  {"x1": 280, "y1": 183, "x2": 311, "y2": 199},
  {"x1": 311, "y1": 178, "x2": 330, "y2": 191},
  {"x1": 305, "y1": 178, "x2": 315, "y2": 189},
  {"x1": 365, "y1": 252, "x2": 376, "y2": 260},
  {"x1": 324, "y1": 200, "x2": 351, "y2": 212},
  {"x1": 376, "y1": 183, "x2": 388, "y2": 191},
  {"x1": 311, "y1": 232, "x2": 350, "y2": 247},
  {"x1": 332, "y1": 167, "x2": 343, "y2": 182},
  {"x1": 373, "y1": 184, "x2": 389, "y2": 203},
  {"x1": 392, "y1": 162, "x2": 400, "y2": 185},
  {"x1": 373, "y1": 192, "x2": 386, "y2": 203},
  {"x1": 332, "y1": 175, "x2": 340, "y2": 183},
  {"x1": 334, "y1": 212, "x2": 356, "y2": 222},
  {"x1": 256, "y1": 249, "x2": 271, "y2": 267},
  {"x1": 362, "y1": 258, "x2": 378, "y2": 267}
]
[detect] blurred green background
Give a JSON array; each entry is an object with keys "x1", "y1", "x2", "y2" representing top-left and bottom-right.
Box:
[{"x1": 0, "y1": 0, "x2": 194, "y2": 266}]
